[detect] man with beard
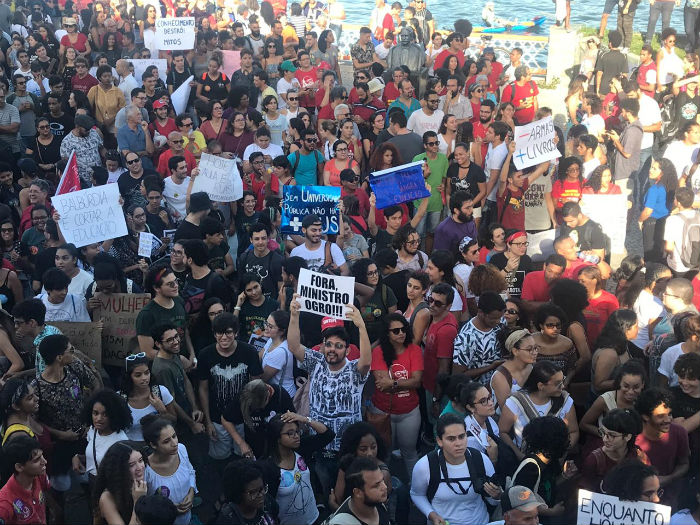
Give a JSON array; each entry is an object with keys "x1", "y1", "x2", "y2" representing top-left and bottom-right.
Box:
[
  {"x1": 244, "y1": 16, "x2": 265, "y2": 58},
  {"x1": 440, "y1": 75, "x2": 472, "y2": 124},
  {"x1": 413, "y1": 130, "x2": 448, "y2": 254},
  {"x1": 635, "y1": 388, "x2": 689, "y2": 508},
  {"x1": 117, "y1": 151, "x2": 157, "y2": 209},
  {"x1": 393, "y1": 224, "x2": 428, "y2": 271},
  {"x1": 290, "y1": 214, "x2": 349, "y2": 275},
  {"x1": 59, "y1": 114, "x2": 103, "y2": 187},
  {"x1": 329, "y1": 458, "x2": 390, "y2": 525},
  {"x1": 352, "y1": 82, "x2": 385, "y2": 127},
  {"x1": 288, "y1": 293, "x2": 372, "y2": 506},
  {"x1": 433, "y1": 191, "x2": 477, "y2": 253},
  {"x1": 157, "y1": 131, "x2": 197, "y2": 178},
  {"x1": 472, "y1": 99, "x2": 495, "y2": 167},
  {"x1": 245, "y1": 151, "x2": 280, "y2": 211}
]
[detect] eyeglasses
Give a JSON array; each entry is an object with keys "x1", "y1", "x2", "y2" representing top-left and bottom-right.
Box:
[
  {"x1": 282, "y1": 429, "x2": 301, "y2": 438},
  {"x1": 335, "y1": 147, "x2": 348, "y2": 152},
  {"x1": 550, "y1": 377, "x2": 566, "y2": 388},
  {"x1": 598, "y1": 428, "x2": 623, "y2": 439},
  {"x1": 367, "y1": 269, "x2": 379, "y2": 277},
  {"x1": 268, "y1": 44, "x2": 276, "y2": 47},
  {"x1": 37, "y1": 124, "x2": 49, "y2": 129},
  {"x1": 642, "y1": 488, "x2": 664, "y2": 499},
  {"x1": 305, "y1": 138, "x2": 318, "y2": 143},
  {"x1": 171, "y1": 139, "x2": 185, "y2": 144},
  {"x1": 544, "y1": 322, "x2": 561, "y2": 329},
  {"x1": 215, "y1": 329, "x2": 236, "y2": 337},
  {"x1": 405, "y1": 239, "x2": 420, "y2": 246},
  {"x1": 389, "y1": 326, "x2": 407, "y2": 335},
  {"x1": 425, "y1": 141, "x2": 439, "y2": 146},
  {"x1": 505, "y1": 308, "x2": 519, "y2": 315},
  {"x1": 252, "y1": 160, "x2": 265, "y2": 165},
  {"x1": 511, "y1": 241, "x2": 529, "y2": 247},
  {"x1": 159, "y1": 280, "x2": 178, "y2": 288},
  {"x1": 163, "y1": 334, "x2": 180, "y2": 344},
  {"x1": 126, "y1": 157, "x2": 141, "y2": 165},
  {"x1": 518, "y1": 345, "x2": 540, "y2": 354},
  {"x1": 663, "y1": 292, "x2": 680, "y2": 299},
  {"x1": 340, "y1": 95, "x2": 349, "y2": 99},
  {"x1": 427, "y1": 296, "x2": 446, "y2": 308},
  {"x1": 323, "y1": 341, "x2": 346, "y2": 350},
  {"x1": 471, "y1": 396, "x2": 492, "y2": 406},
  {"x1": 264, "y1": 322, "x2": 278, "y2": 329},
  {"x1": 245, "y1": 484, "x2": 269, "y2": 498},
  {"x1": 0, "y1": 227, "x2": 13, "y2": 233}
]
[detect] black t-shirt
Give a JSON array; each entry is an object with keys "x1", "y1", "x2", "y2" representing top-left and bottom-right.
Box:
[
  {"x1": 235, "y1": 210, "x2": 261, "y2": 255},
  {"x1": 46, "y1": 112, "x2": 74, "y2": 139},
  {"x1": 239, "y1": 297, "x2": 280, "y2": 342},
  {"x1": 117, "y1": 169, "x2": 157, "y2": 209},
  {"x1": 32, "y1": 246, "x2": 57, "y2": 283},
  {"x1": 595, "y1": 49, "x2": 629, "y2": 95},
  {"x1": 490, "y1": 253, "x2": 532, "y2": 298},
  {"x1": 334, "y1": 498, "x2": 391, "y2": 525},
  {"x1": 198, "y1": 341, "x2": 263, "y2": 423},
  {"x1": 373, "y1": 228, "x2": 394, "y2": 254},
  {"x1": 237, "y1": 249, "x2": 283, "y2": 300},
  {"x1": 382, "y1": 270, "x2": 409, "y2": 313},
  {"x1": 560, "y1": 219, "x2": 606, "y2": 253},
  {"x1": 199, "y1": 72, "x2": 230, "y2": 102},
  {"x1": 182, "y1": 270, "x2": 233, "y2": 315},
  {"x1": 145, "y1": 207, "x2": 170, "y2": 238},
  {"x1": 222, "y1": 384, "x2": 295, "y2": 458},
  {"x1": 674, "y1": 90, "x2": 700, "y2": 127},
  {"x1": 174, "y1": 219, "x2": 203, "y2": 241},
  {"x1": 167, "y1": 64, "x2": 196, "y2": 105},
  {"x1": 671, "y1": 385, "x2": 700, "y2": 473},
  {"x1": 447, "y1": 162, "x2": 487, "y2": 207}
]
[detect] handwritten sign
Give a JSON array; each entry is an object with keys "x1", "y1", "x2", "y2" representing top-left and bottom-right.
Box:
[
  {"x1": 138, "y1": 232, "x2": 161, "y2": 258},
  {"x1": 155, "y1": 17, "x2": 195, "y2": 50},
  {"x1": 513, "y1": 116, "x2": 561, "y2": 170},
  {"x1": 296, "y1": 268, "x2": 355, "y2": 319},
  {"x1": 579, "y1": 194, "x2": 626, "y2": 255},
  {"x1": 130, "y1": 59, "x2": 168, "y2": 85},
  {"x1": 577, "y1": 489, "x2": 671, "y2": 525},
  {"x1": 369, "y1": 161, "x2": 431, "y2": 209},
  {"x1": 220, "y1": 50, "x2": 241, "y2": 78},
  {"x1": 52, "y1": 183, "x2": 127, "y2": 248},
  {"x1": 93, "y1": 293, "x2": 151, "y2": 367},
  {"x1": 191, "y1": 153, "x2": 243, "y2": 202},
  {"x1": 47, "y1": 321, "x2": 103, "y2": 370},
  {"x1": 281, "y1": 185, "x2": 340, "y2": 234},
  {"x1": 171, "y1": 75, "x2": 193, "y2": 115}
]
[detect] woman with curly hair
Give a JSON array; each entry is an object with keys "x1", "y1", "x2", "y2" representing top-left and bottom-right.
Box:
[
  {"x1": 78, "y1": 389, "x2": 133, "y2": 478},
  {"x1": 532, "y1": 303, "x2": 578, "y2": 388},
  {"x1": 551, "y1": 156, "x2": 584, "y2": 210},
  {"x1": 549, "y1": 277, "x2": 591, "y2": 378},
  {"x1": 583, "y1": 164, "x2": 622, "y2": 195},
  {"x1": 639, "y1": 157, "x2": 678, "y2": 263},
  {"x1": 93, "y1": 441, "x2": 147, "y2": 525},
  {"x1": 602, "y1": 460, "x2": 661, "y2": 503},
  {"x1": 467, "y1": 263, "x2": 507, "y2": 299},
  {"x1": 369, "y1": 313, "x2": 423, "y2": 476},
  {"x1": 590, "y1": 309, "x2": 638, "y2": 397}
]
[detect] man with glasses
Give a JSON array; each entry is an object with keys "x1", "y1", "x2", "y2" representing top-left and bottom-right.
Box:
[
  {"x1": 394, "y1": 224, "x2": 428, "y2": 271},
  {"x1": 118, "y1": 151, "x2": 156, "y2": 209},
  {"x1": 413, "y1": 130, "x2": 448, "y2": 254},
  {"x1": 115, "y1": 88, "x2": 149, "y2": 131},
  {"x1": 198, "y1": 312, "x2": 263, "y2": 460},
  {"x1": 388, "y1": 79, "x2": 421, "y2": 120},
  {"x1": 118, "y1": 107, "x2": 155, "y2": 170},
  {"x1": 7, "y1": 74, "x2": 38, "y2": 150},
  {"x1": 157, "y1": 131, "x2": 197, "y2": 178},
  {"x1": 59, "y1": 114, "x2": 103, "y2": 187},
  {"x1": 243, "y1": 128, "x2": 283, "y2": 174},
  {"x1": 453, "y1": 291, "x2": 506, "y2": 387},
  {"x1": 175, "y1": 113, "x2": 206, "y2": 159},
  {"x1": 70, "y1": 57, "x2": 98, "y2": 95},
  {"x1": 287, "y1": 129, "x2": 324, "y2": 186}
]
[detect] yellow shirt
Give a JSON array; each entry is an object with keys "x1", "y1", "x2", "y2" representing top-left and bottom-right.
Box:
[{"x1": 88, "y1": 84, "x2": 126, "y2": 130}]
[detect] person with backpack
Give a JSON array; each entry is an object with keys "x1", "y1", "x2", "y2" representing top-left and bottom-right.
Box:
[
  {"x1": 410, "y1": 413, "x2": 502, "y2": 525},
  {"x1": 288, "y1": 128, "x2": 326, "y2": 186},
  {"x1": 325, "y1": 457, "x2": 390, "y2": 525},
  {"x1": 501, "y1": 66, "x2": 539, "y2": 125},
  {"x1": 498, "y1": 360, "x2": 579, "y2": 460},
  {"x1": 664, "y1": 187, "x2": 700, "y2": 276}
]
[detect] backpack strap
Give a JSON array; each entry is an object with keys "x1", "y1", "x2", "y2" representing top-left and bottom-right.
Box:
[
  {"x1": 495, "y1": 365, "x2": 513, "y2": 389},
  {"x1": 426, "y1": 449, "x2": 441, "y2": 502},
  {"x1": 417, "y1": 251, "x2": 424, "y2": 269},
  {"x1": 510, "y1": 391, "x2": 540, "y2": 425},
  {"x1": 347, "y1": 215, "x2": 369, "y2": 237},
  {"x1": 547, "y1": 391, "x2": 568, "y2": 417},
  {"x1": 323, "y1": 240, "x2": 334, "y2": 267},
  {"x1": 509, "y1": 457, "x2": 541, "y2": 493},
  {"x1": 464, "y1": 447, "x2": 487, "y2": 496},
  {"x1": 291, "y1": 150, "x2": 301, "y2": 175}
]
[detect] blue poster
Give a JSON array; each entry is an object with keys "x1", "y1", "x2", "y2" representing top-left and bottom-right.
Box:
[
  {"x1": 369, "y1": 161, "x2": 431, "y2": 209},
  {"x1": 281, "y1": 185, "x2": 341, "y2": 234}
]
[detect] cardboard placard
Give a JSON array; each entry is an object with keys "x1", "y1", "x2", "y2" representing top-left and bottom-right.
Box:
[
  {"x1": 220, "y1": 50, "x2": 241, "y2": 78},
  {"x1": 47, "y1": 321, "x2": 103, "y2": 370},
  {"x1": 92, "y1": 293, "x2": 151, "y2": 367},
  {"x1": 191, "y1": 153, "x2": 243, "y2": 202},
  {"x1": 577, "y1": 489, "x2": 671, "y2": 525},
  {"x1": 130, "y1": 59, "x2": 168, "y2": 86},
  {"x1": 171, "y1": 75, "x2": 193, "y2": 114},
  {"x1": 513, "y1": 116, "x2": 561, "y2": 170},
  {"x1": 296, "y1": 268, "x2": 354, "y2": 319},
  {"x1": 155, "y1": 17, "x2": 195, "y2": 50},
  {"x1": 579, "y1": 194, "x2": 627, "y2": 255},
  {"x1": 51, "y1": 183, "x2": 128, "y2": 248}
]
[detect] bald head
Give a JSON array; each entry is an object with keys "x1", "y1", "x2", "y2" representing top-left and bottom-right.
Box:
[{"x1": 168, "y1": 132, "x2": 184, "y2": 152}]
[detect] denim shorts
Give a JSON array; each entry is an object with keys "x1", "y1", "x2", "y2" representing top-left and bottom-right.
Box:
[{"x1": 603, "y1": 0, "x2": 618, "y2": 14}]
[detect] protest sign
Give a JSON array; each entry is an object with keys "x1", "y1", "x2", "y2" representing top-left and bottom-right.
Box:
[
  {"x1": 155, "y1": 17, "x2": 195, "y2": 50},
  {"x1": 526, "y1": 228, "x2": 556, "y2": 262},
  {"x1": 130, "y1": 59, "x2": 168, "y2": 86},
  {"x1": 296, "y1": 268, "x2": 355, "y2": 319},
  {"x1": 249, "y1": 334, "x2": 269, "y2": 353},
  {"x1": 93, "y1": 293, "x2": 151, "y2": 367},
  {"x1": 580, "y1": 194, "x2": 626, "y2": 255},
  {"x1": 281, "y1": 185, "x2": 341, "y2": 234},
  {"x1": 513, "y1": 116, "x2": 561, "y2": 170},
  {"x1": 138, "y1": 232, "x2": 162, "y2": 258},
  {"x1": 577, "y1": 489, "x2": 671, "y2": 525},
  {"x1": 220, "y1": 50, "x2": 241, "y2": 78},
  {"x1": 191, "y1": 153, "x2": 243, "y2": 202},
  {"x1": 171, "y1": 76, "x2": 193, "y2": 115},
  {"x1": 52, "y1": 183, "x2": 127, "y2": 248},
  {"x1": 369, "y1": 161, "x2": 431, "y2": 209},
  {"x1": 47, "y1": 321, "x2": 103, "y2": 370}
]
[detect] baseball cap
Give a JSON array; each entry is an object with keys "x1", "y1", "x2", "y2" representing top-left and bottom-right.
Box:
[
  {"x1": 367, "y1": 77, "x2": 385, "y2": 93},
  {"x1": 280, "y1": 60, "x2": 297, "y2": 72},
  {"x1": 501, "y1": 486, "x2": 546, "y2": 513},
  {"x1": 153, "y1": 99, "x2": 168, "y2": 109},
  {"x1": 318, "y1": 61, "x2": 332, "y2": 70},
  {"x1": 483, "y1": 46, "x2": 495, "y2": 56},
  {"x1": 321, "y1": 317, "x2": 344, "y2": 331}
]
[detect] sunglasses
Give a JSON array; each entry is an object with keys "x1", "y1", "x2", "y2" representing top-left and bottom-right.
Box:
[
  {"x1": 126, "y1": 158, "x2": 140, "y2": 164},
  {"x1": 425, "y1": 141, "x2": 439, "y2": 146},
  {"x1": 505, "y1": 308, "x2": 519, "y2": 315},
  {"x1": 288, "y1": 97, "x2": 298, "y2": 101},
  {"x1": 389, "y1": 326, "x2": 407, "y2": 335},
  {"x1": 181, "y1": 122, "x2": 193, "y2": 128},
  {"x1": 125, "y1": 351, "x2": 147, "y2": 369},
  {"x1": 427, "y1": 296, "x2": 446, "y2": 308},
  {"x1": 171, "y1": 139, "x2": 185, "y2": 144}
]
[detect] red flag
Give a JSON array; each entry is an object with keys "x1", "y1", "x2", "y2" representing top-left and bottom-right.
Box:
[{"x1": 55, "y1": 150, "x2": 81, "y2": 195}]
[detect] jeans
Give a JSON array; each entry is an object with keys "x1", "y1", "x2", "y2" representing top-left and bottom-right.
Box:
[
  {"x1": 617, "y1": 11, "x2": 635, "y2": 48},
  {"x1": 371, "y1": 404, "x2": 421, "y2": 476},
  {"x1": 647, "y1": 0, "x2": 676, "y2": 42},
  {"x1": 685, "y1": 3, "x2": 700, "y2": 50},
  {"x1": 642, "y1": 216, "x2": 667, "y2": 262},
  {"x1": 313, "y1": 451, "x2": 339, "y2": 506},
  {"x1": 635, "y1": 148, "x2": 653, "y2": 209}
]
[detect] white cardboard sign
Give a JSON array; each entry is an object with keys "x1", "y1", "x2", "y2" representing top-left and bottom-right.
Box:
[
  {"x1": 577, "y1": 489, "x2": 671, "y2": 525},
  {"x1": 171, "y1": 75, "x2": 193, "y2": 115},
  {"x1": 130, "y1": 59, "x2": 168, "y2": 85},
  {"x1": 155, "y1": 18, "x2": 195, "y2": 50},
  {"x1": 191, "y1": 153, "x2": 243, "y2": 202},
  {"x1": 513, "y1": 116, "x2": 561, "y2": 170},
  {"x1": 296, "y1": 268, "x2": 355, "y2": 319}
]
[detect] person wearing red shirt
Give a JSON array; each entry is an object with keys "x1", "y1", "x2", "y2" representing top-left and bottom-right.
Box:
[
  {"x1": 433, "y1": 32, "x2": 467, "y2": 71},
  {"x1": 637, "y1": 45, "x2": 657, "y2": 98},
  {"x1": 551, "y1": 157, "x2": 584, "y2": 210},
  {"x1": 0, "y1": 435, "x2": 50, "y2": 525},
  {"x1": 521, "y1": 254, "x2": 566, "y2": 304},
  {"x1": 71, "y1": 58, "x2": 98, "y2": 95},
  {"x1": 382, "y1": 68, "x2": 404, "y2": 106},
  {"x1": 340, "y1": 170, "x2": 370, "y2": 218},
  {"x1": 553, "y1": 235, "x2": 604, "y2": 281},
  {"x1": 245, "y1": 151, "x2": 280, "y2": 211},
  {"x1": 352, "y1": 82, "x2": 386, "y2": 126},
  {"x1": 502, "y1": 66, "x2": 539, "y2": 124},
  {"x1": 422, "y1": 284, "x2": 458, "y2": 429},
  {"x1": 483, "y1": 47, "x2": 504, "y2": 93},
  {"x1": 579, "y1": 265, "x2": 620, "y2": 345},
  {"x1": 294, "y1": 51, "x2": 319, "y2": 112},
  {"x1": 157, "y1": 131, "x2": 197, "y2": 177},
  {"x1": 370, "y1": 313, "x2": 423, "y2": 474},
  {"x1": 148, "y1": 99, "x2": 178, "y2": 142},
  {"x1": 472, "y1": 100, "x2": 495, "y2": 168}
]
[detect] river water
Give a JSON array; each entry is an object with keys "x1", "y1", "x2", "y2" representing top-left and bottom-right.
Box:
[{"x1": 341, "y1": 0, "x2": 685, "y2": 37}]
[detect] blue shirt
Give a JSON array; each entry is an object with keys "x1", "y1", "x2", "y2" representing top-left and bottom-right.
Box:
[
  {"x1": 287, "y1": 150, "x2": 323, "y2": 186},
  {"x1": 117, "y1": 124, "x2": 154, "y2": 169},
  {"x1": 388, "y1": 97, "x2": 422, "y2": 121},
  {"x1": 644, "y1": 183, "x2": 668, "y2": 219}
]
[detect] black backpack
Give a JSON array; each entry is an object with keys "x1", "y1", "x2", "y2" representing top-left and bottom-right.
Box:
[{"x1": 426, "y1": 448, "x2": 491, "y2": 504}]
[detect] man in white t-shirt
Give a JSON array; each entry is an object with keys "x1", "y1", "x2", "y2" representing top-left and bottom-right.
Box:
[
  {"x1": 276, "y1": 60, "x2": 301, "y2": 109},
  {"x1": 664, "y1": 188, "x2": 699, "y2": 274},
  {"x1": 578, "y1": 134, "x2": 601, "y2": 180},
  {"x1": 242, "y1": 128, "x2": 284, "y2": 170},
  {"x1": 663, "y1": 122, "x2": 700, "y2": 182},
  {"x1": 290, "y1": 214, "x2": 349, "y2": 274},
  {"x1": 483, "y1": 121, "x2": 510, "y2": 224},
  {"x1": 407, "y1": 90, "x2": 444, "y2": 138},
  {"x1": 163, "y1": 155, "x2": 191, "y2": 222}
]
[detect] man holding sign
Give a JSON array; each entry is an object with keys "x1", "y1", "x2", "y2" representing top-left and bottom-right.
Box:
[
  {"x1": 288, "y1": 292, "x2": 371, "y2": 498},
  {"x1": 290, "y1": 215, "x2": 349, "y2": 274}
]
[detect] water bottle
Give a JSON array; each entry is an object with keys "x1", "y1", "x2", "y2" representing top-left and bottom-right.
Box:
[{"x1": 578, "y1": 252, "x2": 600, "y2": 264}]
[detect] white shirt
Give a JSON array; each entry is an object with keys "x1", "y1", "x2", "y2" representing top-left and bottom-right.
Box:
[
  {"x1": 465, "y1": 414, "x2": 499, "y2": 454},
  {"x1": 26, "y1": 77, "x2": 49, "y2": 98},
  {"x1": 407, "y1": 108, "x2": 444, "y2": 138},
  {"x1": 262, "y1": 339, "x2": 296, "y2": 397},
  {"x1": 582, "y1": 113, "x2": 605, "y2": 138},
  {"x1": 85, "y1": 427, "x2": 128, "y2": 476},
  {"x1": 639, "y1": 94, "x2": 662, "y2": 150},
  {"x1": 454, "y1": 263, "x2": 475, "y2": 299},
  {"x1": 504, "y1": 393, "x2": 574, "y2": 448},
  {"x1": 68, "y1": 269, "x2": 95, "y2": 296},
  {"x1": 243, "y1": 142, "x2": 284, "y2": 161},
  {"x1": 631, "y1": 289, "x2": 664, "y2": 349},
  {"x1": 118, "y1": 74, "x2": 139, "y2": 101},
  {"x1": 126, "y1": 385, "x2": 174, "y2": 441},
  {"x1": 485, "y1": 142, "x2": 509, "y2": 201},
  {"x1": 164, "y1": 176, "x2": 191, "y2": 219},
  {"x1": 664, "y1": 209, "x2": 699, "y2": 272},
  {"x1": 107, "y1": 167, "x2": 127, "y2": 184},
  {"x1": 39, "y1": 293, "x2": 91, "y2": 323},
  {"x1": 276, "y1": 77, "x2": 300, "y2": 110},
  {"x1": 663, "y1": 141, "x2": 698, "y2": 180},
  {"x1": 439, "y1": 93, "x2": 473, "y2": 123},
  {"x1": 290, "y1": 240, "x2": 346, "y2": 272},
  {"x1": 375, "y1": 42, "x2": 392, "y2": 60},
  {"x1": 658, "y1": 342, "x2": 685, "y2": 387},
  {"x1": 582, "y1": 158, "x2": 601, "y2": 180}
]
